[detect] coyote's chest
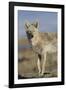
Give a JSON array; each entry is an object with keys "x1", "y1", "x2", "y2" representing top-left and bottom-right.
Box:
[
  {"x1": 32, "y1": 44, "x2": 43, "y2": 54},
  {"x1": 31, "y1": 36, "x2": 43, "y2": 54}
]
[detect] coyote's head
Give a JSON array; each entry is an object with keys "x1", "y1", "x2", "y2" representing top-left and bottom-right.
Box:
[{"x1": 25, "y1": 21, "x2": 39, "y2": 41}]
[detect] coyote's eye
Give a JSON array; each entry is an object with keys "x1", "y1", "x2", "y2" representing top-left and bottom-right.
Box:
[{"x1": 26, "y1": 31, "x2": 31, "y2": 34}]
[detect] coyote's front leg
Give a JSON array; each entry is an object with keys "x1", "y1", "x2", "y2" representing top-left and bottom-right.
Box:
[
  {"x1": 37, "y1": 58, "x2": 41, "y2": 76},
  {"x1": 37, "y1": 54, "x2": 41, "y2": 76},
  {"x1": 41, "y1": 52, "x2": 47, "y2": 76}
]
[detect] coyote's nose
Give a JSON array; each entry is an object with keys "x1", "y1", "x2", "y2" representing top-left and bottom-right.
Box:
[{"x1": 26, "y1": 31, "x2": 33, "y2": 39}]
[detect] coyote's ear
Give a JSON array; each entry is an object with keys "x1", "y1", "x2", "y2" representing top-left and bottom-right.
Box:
[
  {"x1": 34, "y1": 22, "x2": 39, "y2": 28},
  {"x1": 25, "y1": 21, "x2": 30, "y2": 29}
]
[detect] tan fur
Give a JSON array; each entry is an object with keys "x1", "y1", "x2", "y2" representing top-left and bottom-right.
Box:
[{"x1": 25, "y1": 21, "x2": 57, "y2": 76}]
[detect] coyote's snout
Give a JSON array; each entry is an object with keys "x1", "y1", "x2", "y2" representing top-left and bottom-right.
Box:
[
  {"x1": 25, "y1": 21, "x2": 57, "y2": 76},
  {"x1": 26, "y1": 31, "x2": 33, "y2": 40}
]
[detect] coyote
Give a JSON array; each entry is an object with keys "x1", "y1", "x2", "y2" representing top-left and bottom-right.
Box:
[{"x1": 25, "y1": 21, "x2": 57, "y2": 76}]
